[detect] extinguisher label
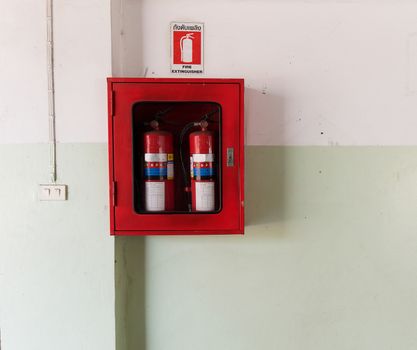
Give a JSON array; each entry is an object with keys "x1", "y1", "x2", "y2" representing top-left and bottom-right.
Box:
[
  {"x1": 167, "y1": 163, "x2": 174, "y2": 180},
  {"x1": 170, "y1": 22, "x2": 204, "y2": 74},
  {"x1": 167, "y1": 154, "x2": 174, "y2": 180},
  {"x1": 145, "y1": 166, "x2": 167, "y2": 178},
  {"x1": 144, "y1": 153, "x2": 168, "y2": 179},
  {"x1": 145, "y1": 153, "x2": 168, "y2": 162},
  {"x1": 192, "y1": 154, "x2": 214, "y2": 180},
  {"x1": 145, "y1": 182, "x2": 165, "y2": 211},
  {"x1": 195, "y1": 182, "x2": 215, "y2": 211},
  {"x1": 193, "y1": 163, "x2": 214, "y2": 178},
  {"x1": 192, "y1": 153, "x2": 214, "y2": 162}
]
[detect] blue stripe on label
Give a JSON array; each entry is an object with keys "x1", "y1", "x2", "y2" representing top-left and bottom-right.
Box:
[
  {"x1": 193, "y1": 168, "x2": 214, "y2": 177},
  {"x1": 145, "y1": 168, "x2": 167, "y2": 176}
]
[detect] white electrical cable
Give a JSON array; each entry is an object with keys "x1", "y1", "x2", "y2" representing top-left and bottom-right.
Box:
[{"x1": 47, "y1": 0, "x2": 57, "y2": 183}]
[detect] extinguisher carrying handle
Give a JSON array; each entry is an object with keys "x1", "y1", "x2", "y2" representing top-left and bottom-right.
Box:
[
  {"x1": 142, "y1": 107, "x2": 219, "y2": 128},
  {"x1": 142, "y1": 106, "x2": 175, "y2": 127},
  {"x1": 200, "y1": 109, "x2": 219, "y2": 123},
  {"x1": 154, "y1": 106, "x2": 174, "y2": 120}
]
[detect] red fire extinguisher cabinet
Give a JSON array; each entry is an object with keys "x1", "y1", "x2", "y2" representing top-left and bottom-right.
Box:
[{"x1": 107, "y1": 78, "x2": 244, "y2": 235}]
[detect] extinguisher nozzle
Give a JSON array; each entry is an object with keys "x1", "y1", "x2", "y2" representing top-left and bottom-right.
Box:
[
  {"x1": 200, "y1": 120, "x2": 208, "y2": 131},
  {"x1": 150, "y1": 120, "x2": 159, "y2": 130}
]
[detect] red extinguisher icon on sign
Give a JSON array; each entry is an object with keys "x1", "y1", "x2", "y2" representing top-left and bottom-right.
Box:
[
  {"x1": 180, "y1": 33, "x2": 194, "y2": 63},
  {"x1": 189, "y1": 121, "x2": 215, "y2": 212},
  {"x1": 143, "y1": 121, "x2": 174, "y2": 211}
]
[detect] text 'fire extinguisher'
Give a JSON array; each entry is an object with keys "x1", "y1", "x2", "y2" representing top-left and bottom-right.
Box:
[{"x1": 142, "y1": 114, "x2": 217, "y2": 213}]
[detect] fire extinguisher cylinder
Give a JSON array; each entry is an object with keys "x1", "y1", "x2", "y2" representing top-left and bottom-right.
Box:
[
  {"x1": 189, "y1": 127, "x2": 215, "y2": 212},
  {"x1": 143, "y1": 128, "x2": 174, "y2": 211}
]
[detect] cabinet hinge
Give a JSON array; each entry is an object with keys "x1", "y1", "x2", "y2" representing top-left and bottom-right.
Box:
[{"x1": 111, "y1": 90, "x2": 115, "y2": 117}]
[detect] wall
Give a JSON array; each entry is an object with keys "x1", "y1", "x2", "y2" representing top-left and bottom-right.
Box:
[
  {"x1": 0, "y1": 1, "x2": 114, "y2": 350},
  {"x1": 113, "y1": 0, "x2": 417, "y2": 146},
  {"x1": 2, "y1": 1, "x2": 417, "y2": 350},
  {"x1": 113, "y1": 1, "x2": 417, "y2": 350}
]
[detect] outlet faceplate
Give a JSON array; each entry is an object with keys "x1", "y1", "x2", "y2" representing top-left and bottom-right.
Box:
[{"x1": 39, "y1": 184, "x2": 67, "y2": 201}]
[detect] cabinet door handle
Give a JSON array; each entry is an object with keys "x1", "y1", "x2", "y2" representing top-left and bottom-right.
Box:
[{"x1": 227, "y1": 147, "x2": 234, "y2": 167}]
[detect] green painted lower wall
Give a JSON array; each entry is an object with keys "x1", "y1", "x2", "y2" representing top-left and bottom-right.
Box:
[
  {"x1": 2, "y1": 144, "x2": 416, "y2": 350},
  {"x1": 116, "y1": 146, "x2": 417, "y2": 350},
  {"x1": 0, "y1": 144, "x2": 115, "y2": 350}
]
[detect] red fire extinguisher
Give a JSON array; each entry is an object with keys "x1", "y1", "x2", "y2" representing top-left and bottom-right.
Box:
[
  {"x1": 189, "y1": 121, "x2": 215, "y2": 212},
  {"x1": 143, "y1": 121, "x2": 174, "y2": 211}
]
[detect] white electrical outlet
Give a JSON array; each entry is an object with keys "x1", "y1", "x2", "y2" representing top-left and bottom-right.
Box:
[{"x1": 39, "y1": 184, "x2": 68, "y2": 201}]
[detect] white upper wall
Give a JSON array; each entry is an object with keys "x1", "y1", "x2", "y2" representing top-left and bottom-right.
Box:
[
  {"x1": 0, "y1": 1, "x2": 48, "y2": 143},
  {"x1": 139, "y1": 0, "x2": 417, "y2": 146},
  {"x1": 0, "y1": 0, "x2": 111, "y2": 144},
  {"x1": 2, "y1": 1, "x2": 417, "y2": 145}
]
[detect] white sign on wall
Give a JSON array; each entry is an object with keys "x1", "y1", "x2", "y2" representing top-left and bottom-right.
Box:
[{"x1": 170, "y1": 22, "x2": 204, "y2": 74}]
